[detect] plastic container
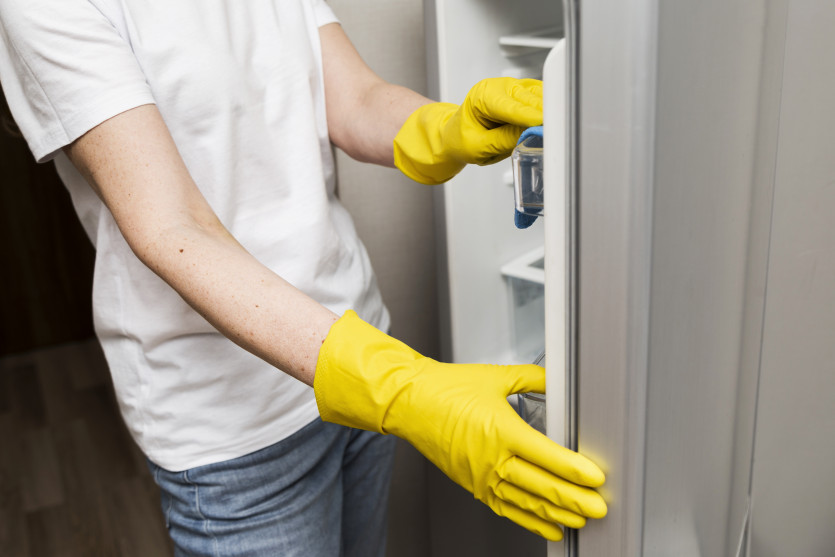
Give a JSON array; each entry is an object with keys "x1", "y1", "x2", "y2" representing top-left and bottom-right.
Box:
[
  {"x1": 500, "y1": 247, "x2": 545, "y2": 363},
  {"x1": 511, "y1": 133, "x2": 544, "y2": 217},
  {"x1": 518, "y1": 351, "x2": 546, "y2": 434}
]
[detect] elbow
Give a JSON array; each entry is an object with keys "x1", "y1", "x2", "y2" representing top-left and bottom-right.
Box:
[{"x1": 117, "y1": 214, "x2": 229, "y2": 277}]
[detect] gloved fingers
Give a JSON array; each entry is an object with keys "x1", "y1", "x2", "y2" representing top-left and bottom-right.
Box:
[
  {"x1": 469, "y1": 124, "x2": 527, "y2": 165},
  {"x1": 505, "y1": 81, "x2": 544, "y2": 116},
  {"x1": 490, "y1": 497, "x2": 565, "y2": 541},
  {"x1": 498, "y1": 455, "x2": 608, "y2": 519},
  {"x1": 506, "y1": 422, "x2": 606, "y2": 489},
  {"x1": 511, "y1": 77, "x2": 545, "y2": 96},
  {"x1": 492, "y1": 480, "x2": 587, "y2": 529},
  {"x1": 499, "y1": 363, "x2": 546, "y2": 395},
  {"x1": 467, "y1": 78, "x2": 543, "y2": 129},
  {"x1": 471, "y1": 95, "x2": 542, "y2": 130}
]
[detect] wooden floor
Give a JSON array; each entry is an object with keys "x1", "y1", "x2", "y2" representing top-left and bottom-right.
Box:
[{"x1": 0, "y1": 339, "x2": 174, "y2": 556}]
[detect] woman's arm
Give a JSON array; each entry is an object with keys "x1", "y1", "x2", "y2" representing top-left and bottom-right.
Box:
[
  {"x1": 64, "y1": 104, "x2": 337, "y2": 386},
  {"x1": 319, "y1": 22, "x2": 432, "y2": 166},
  {"x1": 319, "y1": 22, "x2": 543, "y2": 184}
]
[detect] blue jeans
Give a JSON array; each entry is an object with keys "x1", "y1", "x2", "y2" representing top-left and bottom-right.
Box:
[{"x1": 147, "y1": 418, "x2": 396, "y2": 556}]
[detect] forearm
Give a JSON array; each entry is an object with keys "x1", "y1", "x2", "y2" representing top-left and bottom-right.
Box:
[
  {"x1": 319, "y1": 22, "x2": 432, "y2": 167},
  {"x1": 335, "y1": 80, "x2": 432, "y2": 166},
  {"x1": 140, "y1": 219, "x2": 337, "y2": 386},
  {"x1": 65, "y1": 104, "x2": 336, "y2": 386}
]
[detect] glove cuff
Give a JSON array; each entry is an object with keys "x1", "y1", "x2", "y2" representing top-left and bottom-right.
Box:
[
  {"x1": 393, "y1": 102, "x2": 464, "y2": 184},
  {"x1": 313, "y1": 310, "x2": 422, "y2": 433}
]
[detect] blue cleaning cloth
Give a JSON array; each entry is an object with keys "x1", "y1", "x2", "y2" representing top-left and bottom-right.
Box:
[
  {"x1": 514, "y1": 206, "x2": 540, "y2": 229},
  {"x1": 514, "y1": 126, "x2": 543, "y2": 229},
  {"x1": 517, "y1": 125, "x2": 543, "y2": 145}
]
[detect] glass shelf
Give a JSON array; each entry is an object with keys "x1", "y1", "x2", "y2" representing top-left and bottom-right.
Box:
[{"x1": 499, "y1": 26, "x2": 564, "y2": 51}]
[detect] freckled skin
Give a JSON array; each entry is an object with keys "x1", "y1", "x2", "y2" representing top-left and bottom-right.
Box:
[{"x1": 62, "y1": 24, "x2": 430, "y2": 388}]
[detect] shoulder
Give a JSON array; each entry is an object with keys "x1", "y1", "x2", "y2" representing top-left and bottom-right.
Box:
[{"x1": 0, "y1": 0, "x2": 105, "y2": 51}]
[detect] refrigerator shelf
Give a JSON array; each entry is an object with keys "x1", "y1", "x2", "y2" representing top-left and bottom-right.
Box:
[
  {"x1": 501, "y1": 247, "x2": 546, "y2": 363},
  {"x1": 499, "y1": 26, "x2": 564, "y2": 50}
]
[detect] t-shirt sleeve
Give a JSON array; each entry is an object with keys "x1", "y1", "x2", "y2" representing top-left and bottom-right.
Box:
[
  {"x1": 0, "y1": 0, "x2": 155, "y2": 162},
  {"x1": 308, "y1": 0, "x2": 339, "y2": 28}
]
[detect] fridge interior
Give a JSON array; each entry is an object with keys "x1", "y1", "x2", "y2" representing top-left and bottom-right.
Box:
[
  {"x1": 427, "y1": 0, "x2": 563, "y2": 368},
  {"x1": 425, "y1": 2, "x2": 567, "y2": 555}
]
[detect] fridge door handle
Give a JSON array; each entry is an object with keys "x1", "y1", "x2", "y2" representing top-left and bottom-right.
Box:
[
  {"x1": 543, "y1": 4, "x2": 576, "y2": 553},
  {"x1": 543, "y1": 39, "x2": 569, "y2": 450}
]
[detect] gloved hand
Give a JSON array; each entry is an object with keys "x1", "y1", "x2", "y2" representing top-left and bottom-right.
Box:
[
  {"x1": 393, "y1": 77, "x2": 543, "y2": 184},
  {"x1": 314, "y1": 311, "x2": 607, "y2": 541}
]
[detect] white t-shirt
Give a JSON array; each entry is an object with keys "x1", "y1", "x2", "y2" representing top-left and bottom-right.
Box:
[{"x1": 0, "y1": 0, "x2": 389, "y2": 471}]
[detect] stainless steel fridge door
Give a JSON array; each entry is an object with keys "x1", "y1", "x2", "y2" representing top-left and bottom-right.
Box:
[
  {"x1": 746, "y1": 1, "x2": 835, "y2": 554},
  {"x1": 562, "y1": 0, "x2": 790, "y2": 555}
]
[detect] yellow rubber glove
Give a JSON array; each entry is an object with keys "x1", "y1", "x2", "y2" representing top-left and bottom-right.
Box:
[
  {"x1": 314, "y1": 311, "x2": 607, "y2": 541},
  {"x1": 393, "y1": 77, "x2": 543, "y2": 184}
]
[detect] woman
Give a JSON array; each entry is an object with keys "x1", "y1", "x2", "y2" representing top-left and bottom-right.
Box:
[{"x1": 0, "y1": 1, "x2": 606, "y2": 554}]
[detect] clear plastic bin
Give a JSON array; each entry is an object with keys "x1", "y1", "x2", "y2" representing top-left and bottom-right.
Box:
[
  {"x1": 511, "y1": 133, "x2": 544, "y2": 217},
  {"x1": 500, "y1": 247, "x2": 545, "y2": 363},
  {"x1": 518, "y1": 351, "x2": 546, "y2": 434}
]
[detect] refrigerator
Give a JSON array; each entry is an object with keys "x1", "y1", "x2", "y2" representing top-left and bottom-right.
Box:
[{"x1": 426, "y1": 0, "x2": 835, "y2": 556}]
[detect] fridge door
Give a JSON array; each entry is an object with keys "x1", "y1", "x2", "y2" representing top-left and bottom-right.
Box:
[
  {"x1": 546, "y1": 1, "x2": 835, "y2": 555},
  {"x1": 542, "y1": 35, "x2": 572, "y2": 557},
  {"x1": 745, "y1": 1, "x2": 835, "y2": 554},
  {"x1": 563, "y1": 0, "x2": 805, "y2": 555}
]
